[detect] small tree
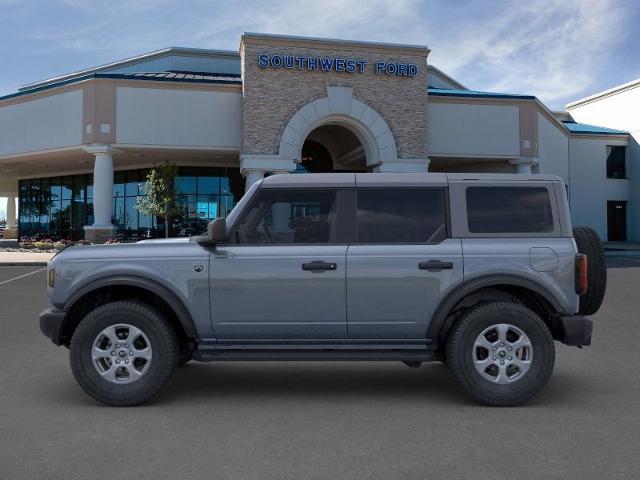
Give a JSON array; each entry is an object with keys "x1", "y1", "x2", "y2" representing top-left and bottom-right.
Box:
[{"x1": 135, "y1": 161, "x2": 178, "y2": 238}]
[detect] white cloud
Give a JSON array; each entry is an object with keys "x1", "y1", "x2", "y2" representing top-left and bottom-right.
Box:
[
  {"x1": 5, "y1": 0, "x2": 634, "y2": 109},
  {"x1": 424, "y1": 0, "x2": 630, "y2": 107},
  {"x1": 185, "y1": 0, "x2": 631, "y2": 107}
]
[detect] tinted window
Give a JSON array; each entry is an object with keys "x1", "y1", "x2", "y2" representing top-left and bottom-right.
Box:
[
  {"x1": 235, "y1": 189, "x2": 338, "y2": 244},
  {"x1": 606, "y1": 146, "x2": 626, "y2": 179},
  {"x1": 466, "y1": 187, "x2": 553, "y2": 233},
  {"x1": 356, "y1": 188, "x2": 447, "y2": 243}
]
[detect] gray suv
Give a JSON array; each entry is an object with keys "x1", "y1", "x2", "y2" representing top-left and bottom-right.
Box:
[{"x1": 39, "y1": 173, "x2": 605, "y2": 407}]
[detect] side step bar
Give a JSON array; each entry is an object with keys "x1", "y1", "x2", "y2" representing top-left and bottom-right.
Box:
[{"x1": 193, "y1": 348, "x2": 438, "y2": 362}]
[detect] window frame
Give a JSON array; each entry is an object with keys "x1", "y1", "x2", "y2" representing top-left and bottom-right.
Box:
[
  {"x1": 227, "y1": 187, "x2": 353, "y2": 246},
  {"x1": 448, "y1": 181, "x2": 562, "y2": 238},
  {"x1": 352, "y1": 186, "x2": 450, "y2": 245},
  {"x1": 606, "y1": 145, "x2": 627, "y2": 180}
]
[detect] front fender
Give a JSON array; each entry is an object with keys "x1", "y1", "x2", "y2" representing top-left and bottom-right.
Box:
[{"x1": 63, "y1": 274, "x2": 199, "y2": 339}]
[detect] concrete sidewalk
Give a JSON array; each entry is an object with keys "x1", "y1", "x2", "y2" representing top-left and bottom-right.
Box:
[{"x1": 0, "y1": 251, "x2": 55, "y2": 266}]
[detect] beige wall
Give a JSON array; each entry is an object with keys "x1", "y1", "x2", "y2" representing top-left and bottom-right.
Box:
[
  {"x1": 116, "y1": 86, "x2": 242, "y2": 148},
  {"x1": 427, "y1": 102, "x2": 520, "y2": 157},
  {"x1": 537, "y1": 112, "x2": 569, "y2": 181},
  {"x1": 0, "y1": 90, "x2": 83, "y2": 157}
]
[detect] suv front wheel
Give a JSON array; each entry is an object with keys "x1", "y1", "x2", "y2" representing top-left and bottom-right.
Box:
[
  {"x1": 69, "y1": 301, "x2": 179, "y2": 406},
  {"x1": 446, "y1": 302, "x2": 555, "y2": 406}
]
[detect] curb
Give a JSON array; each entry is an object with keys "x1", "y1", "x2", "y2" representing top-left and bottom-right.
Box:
[
  {"x1": 605, "y1": 251, "x2": 640, "y2": 258},
  {"x1": 0, "y1": 262, "x2": 48, "y2": 266}
]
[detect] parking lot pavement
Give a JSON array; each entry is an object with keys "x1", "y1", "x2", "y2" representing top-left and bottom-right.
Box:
[{"x1": 1, "y1": 261, "x2": 640, "y2": 480}]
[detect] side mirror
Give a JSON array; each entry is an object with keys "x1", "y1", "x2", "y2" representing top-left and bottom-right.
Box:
[{"x1": 207, "y1": 217, "x2": 227, "y2": 243}]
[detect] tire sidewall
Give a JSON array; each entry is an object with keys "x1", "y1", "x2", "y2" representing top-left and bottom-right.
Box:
[
  {"x1": 70, "y1": 302, "x2": 177, "y2": 406},
  {"x1": 447, "y1": 303, "x2": 555, "y2": 405}
]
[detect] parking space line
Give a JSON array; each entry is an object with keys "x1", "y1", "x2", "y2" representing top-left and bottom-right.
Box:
[{"x1": 0, "y1": 268, "x2": 46, "y2": 287}]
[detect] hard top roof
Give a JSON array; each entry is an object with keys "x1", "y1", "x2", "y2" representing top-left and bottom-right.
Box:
[{"x1": 260, "y1": 172, "x2": 563, "y2": 188}]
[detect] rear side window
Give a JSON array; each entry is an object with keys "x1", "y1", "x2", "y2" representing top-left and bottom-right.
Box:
[
  {"x1": 466, "y1": 187, "x2": 553, "y2": 233},
  {"x1": 356, "y1": 188, "x2": 447, "y2": 243}
]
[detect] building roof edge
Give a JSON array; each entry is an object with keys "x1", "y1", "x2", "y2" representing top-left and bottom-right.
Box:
[{"x1": 565, "y1": 78, "x2": 640, "y2": 109}]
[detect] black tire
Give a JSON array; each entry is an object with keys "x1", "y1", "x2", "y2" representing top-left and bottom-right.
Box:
[
  {"x1": 70, "y1": 301, "x2": 178, "y2": 407},
  {"x1": 446, "y1": 302, "x2": 555, "y2": 407},
  {"x1": 573, "y1": 226, "x2": 607, "y2": 315}
]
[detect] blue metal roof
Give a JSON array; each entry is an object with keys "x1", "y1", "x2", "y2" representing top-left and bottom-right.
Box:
[
  {"x1": 0, "y1": 71, "x2": 242, "y2": 102},
  {"x1": 117, "y1": 71, "x2": 241, "y2": 82},
  {"x1": 562, "y1": 121, "x2": 628, "y2": 135},
  {"x1": 428, "y1": 87, "x2": 535, "y2": 100}
]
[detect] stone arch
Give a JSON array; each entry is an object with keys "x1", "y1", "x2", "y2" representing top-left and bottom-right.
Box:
[{"x1": 278, "y1": 86, "x2": 398, "y2": 168}]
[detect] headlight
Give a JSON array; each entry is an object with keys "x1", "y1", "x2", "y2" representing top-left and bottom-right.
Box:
[{"x1": 48, "y1": 269, "x2": 55, "y2": 288}]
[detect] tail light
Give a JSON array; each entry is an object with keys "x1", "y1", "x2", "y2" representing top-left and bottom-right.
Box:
[{"x1": 575, "y1": 254, "x2": 588, "y2": 295}]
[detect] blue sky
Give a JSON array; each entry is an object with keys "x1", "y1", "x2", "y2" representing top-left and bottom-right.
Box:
[
  {"x1": 1, "y1": 0, "x2": 639, "y2": 108},
  {"x1": 1, "y1": 0, "x2": 640, "y2": 219}
]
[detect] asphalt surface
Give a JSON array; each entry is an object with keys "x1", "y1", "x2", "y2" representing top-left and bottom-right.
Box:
[{"x1": 1, "y1": 260, "x2": 640, "y2": 479}]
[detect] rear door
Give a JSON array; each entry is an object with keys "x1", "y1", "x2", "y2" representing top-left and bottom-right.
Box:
[{"x1": 346, "y1": 186, "x2": 463, "y2": 339}]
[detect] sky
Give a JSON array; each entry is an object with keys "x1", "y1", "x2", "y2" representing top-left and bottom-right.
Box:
[{"x1": 1, "y1": 0, "x2": 640, "y2": 217}]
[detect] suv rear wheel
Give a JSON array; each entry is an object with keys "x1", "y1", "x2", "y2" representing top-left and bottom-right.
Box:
[
  {"x1": 69, "y1": 301, "x2": 178, "y2": 406},
  {"x1": 446, "y1": 301, "x2": 555, "y2": 406}
]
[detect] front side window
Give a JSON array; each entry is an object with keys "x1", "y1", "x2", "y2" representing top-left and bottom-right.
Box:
[
  {"x1": 466, "y1": 186, "x2": 553, "y2": 234},
  {"x1": 606, "y1": 146, "x2": 626, "y2": 179},
  {"x1": 356, "y1": 188, "x2": 447, "y2": 243},
  {"x1": 235, "y1": 189, "x2": 338, "y2": 244}
]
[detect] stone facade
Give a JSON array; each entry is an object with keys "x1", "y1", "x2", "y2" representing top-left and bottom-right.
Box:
[{"x1": 240, "y1": 34, "x2": 429, "y2": 162}]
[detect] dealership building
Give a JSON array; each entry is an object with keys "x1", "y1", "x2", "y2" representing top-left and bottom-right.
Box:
[{"x1": 0, "y1": 33, "x2": 635, "y2": 242}]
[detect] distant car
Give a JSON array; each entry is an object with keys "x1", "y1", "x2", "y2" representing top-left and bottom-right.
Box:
[{"x1": 40, "y1": 173, "x2": 606, "y2": 407}]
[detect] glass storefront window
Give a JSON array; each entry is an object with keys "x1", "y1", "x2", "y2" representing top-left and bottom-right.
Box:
[
  {"x1": 197, "y1": 176, "x2": 218, "y2": 195},
  {"x1": 176, "y1": 175, "x2": 197, "y2": 194},
  {"x1": 113, "y1": 171, "x2": 126, "y2": 199},
  {"x1": 18, "y1": 166, "x2": 242, "y2": 241}
]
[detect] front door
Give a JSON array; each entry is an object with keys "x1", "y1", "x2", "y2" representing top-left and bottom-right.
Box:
[
  {"x1": 210, "y1": 187, "x2": 349, "y2": 339},
  {"x1": 346, "y1": 187, "x2": 463, "y2": 339},
  {"x1": 607, "y1": 201, "x2": 627, "y2": 241}
]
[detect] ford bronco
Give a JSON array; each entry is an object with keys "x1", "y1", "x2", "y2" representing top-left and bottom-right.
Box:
[{"x1": 39, "y1": 173, "x2": 606, "y2": 406}]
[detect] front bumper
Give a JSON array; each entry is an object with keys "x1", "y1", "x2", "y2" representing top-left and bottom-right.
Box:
[
  {"x1": 558, "y1": 315, "x2": 593, "y2": 346},
  {"x1": 39, "y1": 308, "x2": 67, "y2": 346}
]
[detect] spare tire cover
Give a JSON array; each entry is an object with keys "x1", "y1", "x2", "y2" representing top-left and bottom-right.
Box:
[{"x1": 573, "y1": 226, "x2": 607, "y2": 315}]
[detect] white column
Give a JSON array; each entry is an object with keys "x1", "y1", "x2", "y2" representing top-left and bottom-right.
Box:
[
  {"x1": 240, "y1": 154, "x2": 295, "y2": 192},
  {"x1": 89, "y1": 148, "x2": 115, "y2": 226},
  {"x1": 510, "y1": 157, "x2": 538, "y2": 175},
  {"x1": 83, "y1": 145, "x2": 118, "y2": 242},
  {"x1": 6, "y1": 195, "x2": 16, "y2": 229},
  {"x1": 244, "y1": 170, "x2": 265, "y2": 192}
]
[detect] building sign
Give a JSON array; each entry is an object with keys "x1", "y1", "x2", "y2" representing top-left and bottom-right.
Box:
[{"x1": 257, "y1": 53, "x2": 418, "y2": 77}]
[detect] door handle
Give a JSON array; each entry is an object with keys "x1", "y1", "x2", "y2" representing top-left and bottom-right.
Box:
[
  {"x1": 302, "y1": 261, "x2": 337, "y2": 272},
  {"x1": 419, "y1": 260, "x2": 453, "y2": 271}
]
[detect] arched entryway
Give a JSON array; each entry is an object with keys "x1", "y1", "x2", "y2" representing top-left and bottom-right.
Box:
[
  {"x1": 277, "y1": 86, "x2": 399, "y2": 173},
  {"x1": 298, "y1": 124, "x2": 367, "y2": 173}
]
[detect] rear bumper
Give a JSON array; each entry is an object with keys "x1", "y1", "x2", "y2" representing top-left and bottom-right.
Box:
[
  {"x1": 39, "y1": 308, "x2": 67, "y2": 346},
  {"x1": 558, "y1": 315, "x2": 593, "y2": 346}
]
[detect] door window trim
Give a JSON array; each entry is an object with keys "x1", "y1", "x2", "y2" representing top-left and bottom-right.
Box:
[
  {"x1": 352, "y1": 186, "x2": 451, "y2": 245},
  {"x1": 225, "y1": 187, "x2": 353, "y2": 246},
  {"x1": 448, "y1": 181, "x2": 562, "y2": 238}
]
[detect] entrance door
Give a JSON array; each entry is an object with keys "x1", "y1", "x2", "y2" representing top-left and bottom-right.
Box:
[
  {"x1": 607, "y1": 201, "x2": 627, "y2": 241},
  {"x1": 210, "y1": 187, "x2": 350, "y2": 339},
  {"x1": 346, "y1": 186, "x2": 463, "y2": 339}
]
